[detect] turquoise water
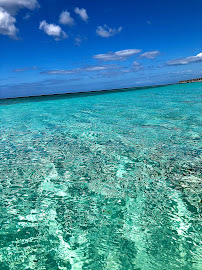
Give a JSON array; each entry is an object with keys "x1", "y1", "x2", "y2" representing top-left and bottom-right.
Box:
[{"x1": 0, "y1": 83, "x2": 201, "y2": 270}]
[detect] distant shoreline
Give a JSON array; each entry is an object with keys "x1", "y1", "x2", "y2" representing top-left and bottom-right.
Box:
[
  {"x1": 0, "y1": 83, "x2": 175, "y2": 102},
  {"x1": 179, "y1": 77, "x2": 202, "y2": 84},
  {"x1": 0, "y1": 80, "x2": 201, "y2": 102}
]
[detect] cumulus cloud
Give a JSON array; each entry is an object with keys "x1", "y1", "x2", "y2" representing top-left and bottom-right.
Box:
[
  {"x1": 0, "y1": 0, "x2": 39, "y2": 38},
  {"x1": 166, "y1": 52, "x2": 202, "y2": 66},
  {"x1": 74, "y1": 7, "x2": 88, "y2": 22},
  {"x1": 96, "y1": 24, "x2": 122, "y2": 38},
  {"x1": 0, "y1": 7, "x2": 18, "y2": 38},
  {"x1": 93, "y1": 49, "x2": 141, "y2": 61},
  {"x1": 0, "y1": 0, "x2": 39, "y2": 15},
  {"x1": 41, "y1": 65, "x2": 120, "y2": 75},
  {"x1": 140, "y1": 50, "x2": 160, "y2": 59},
  {"x1": 39, "y1": 20, "x2": 67, "y2": 40},
  {"x1": 59, "y1": 11, "x2": 74, "y2": 26}
]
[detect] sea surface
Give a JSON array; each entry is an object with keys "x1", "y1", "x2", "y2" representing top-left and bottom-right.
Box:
[{"x1": 0, "y1": 83, "x2": 201, "y2": 270}]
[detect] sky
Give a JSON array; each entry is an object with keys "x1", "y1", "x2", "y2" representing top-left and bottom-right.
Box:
[{"x1": 0, "y1": 0, "x2": 201, "y2": 98}]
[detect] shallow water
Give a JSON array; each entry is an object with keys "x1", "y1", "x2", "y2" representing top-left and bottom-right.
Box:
[{"x1": 0, "y1": 83, "x2": 201, "y2": 270}]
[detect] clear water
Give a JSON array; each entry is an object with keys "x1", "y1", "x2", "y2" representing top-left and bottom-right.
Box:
[{"x1": 0, "y1": 83, "x2": 201, "y2": 270}]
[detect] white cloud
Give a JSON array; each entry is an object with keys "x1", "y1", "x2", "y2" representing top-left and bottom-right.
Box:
[
  {"x1": 166, "y1": 52, "x2": 202, "y2": 66},
  {"x1": 0, "y1": 7, "x2": 18, "y2": 38},
  {"x1": 133, "y1": 61, "x2": 143, "y2": 71},
  {"x1": 93, "y1": 49, "x2": 141, "y2": 61},
  {"x1": 59, "y1": 11, "x2": 74, "y2": 26},
  {"x1": 140, "y1": 50, "x2": 160, "y2": 59},
  {"x1": 0, "y1": 0, "x2": 39, "y2": 38},
  {"x1": 74, "y1": 7, "x2": 88, "y2": 22},
  {"x1": 84, "y1": 66, "x2": 107, "y2": 72},
  {"x1": 75, "y1": 36, "x2": 82, "y2": 46},
  {"x1": 42, "y1": 69, "x2": 79, "y2": 75},
  {"x1": 96, "y1": 24, "x2": 122, "y2": 38},
  {"x1": 116, "y1": 49, "x2": 141, "y2": 57},
  {"x1": 39, "y1": 20, "x2": 67, "y2": 40},
  {"x1": 41, "y1": 65, "x2": 120, "y2": 75},
  {"x1": 14, "y1": 66, "x2": 38, "y2": 72},
  {"x1": 0, "y1": 0, "x2": 39, "y2": 14}
]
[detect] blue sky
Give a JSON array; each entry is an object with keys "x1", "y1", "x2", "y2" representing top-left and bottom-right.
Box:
[{"x1": 0, "y1": 0, "x2": 201, "y2": 98}]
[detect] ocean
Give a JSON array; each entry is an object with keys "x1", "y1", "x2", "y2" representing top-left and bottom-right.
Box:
[{"x1": 0, "y1": 82, "x2": 201, "y2": 269}]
